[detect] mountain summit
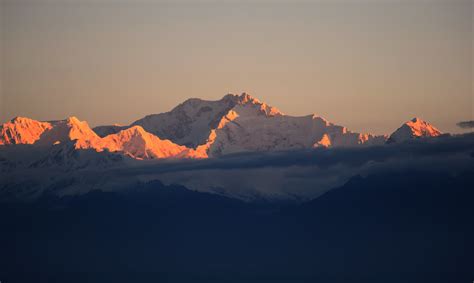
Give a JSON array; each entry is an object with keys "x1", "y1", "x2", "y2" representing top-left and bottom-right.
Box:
[
  {"x1": 36, "y1": 117, "x2": 101, "y2": 149},
  {"x1": 388, "y1": 118, "x2": 442, "y2": 143},
  {"x1": 128, "y1": 93, "x2": 282, "y2": 148},
  {"x1": 122, "y1": 93, "x2": 388, "y2": 156},
  {"x1": 0, "y1": 117, "x2": 52, "y2": 145}
]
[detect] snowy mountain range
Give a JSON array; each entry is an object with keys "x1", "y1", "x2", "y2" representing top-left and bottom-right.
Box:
[
  {"x1": 0, "y1": 93, "x2": 442, "y2": 161},
  {"x1": 0, "y1": 93, "x2": 463, "y2": 202}
]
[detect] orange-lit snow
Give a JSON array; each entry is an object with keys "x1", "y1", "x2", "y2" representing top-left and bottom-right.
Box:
[{"x1": 1, "y1": 95, "x2": 444, "y2": 160}]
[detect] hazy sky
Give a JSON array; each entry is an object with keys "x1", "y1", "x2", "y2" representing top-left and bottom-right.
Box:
[{"x1": 1, "y1": 0, "x2": 472, "y2": 134}]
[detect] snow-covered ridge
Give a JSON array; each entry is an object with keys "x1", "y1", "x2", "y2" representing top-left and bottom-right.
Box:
[
  {"x1": 98, "y1": 126, "x2": 202, "y2": 160},
  {"x1": 93, "y1": 124, "x2": 127, "y2": 138},
  {"x1": 0, "y1": 93, "x2": 443, "y2": 160},
  {"x1": 36, "y1": 116, "x2": 101, "y2": 149},
  {"x1": 0, "y1": 116, "x2": 205, "y2": 161},
  {"x1": 108, "y1": 93, "x2": 391, "y2": 156}
]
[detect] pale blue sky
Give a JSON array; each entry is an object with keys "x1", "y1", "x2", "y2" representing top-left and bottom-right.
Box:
[{"x1": 1, "y1": 0, "x2": 472, "y2": 134}]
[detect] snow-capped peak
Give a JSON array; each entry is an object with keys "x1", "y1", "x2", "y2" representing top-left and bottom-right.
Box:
[
  {"x1": 131, "y1": 94, "x2": 240, "y2": 147},
  {"x1": 10, "y1": 116, "x2": 33, "y2": 123},
  {"x1": 388, "y1": 117, "x2": 442, "y2": 143},
  {"x1": 90, "y1": 93, "x2": 391, "y2": 157},
  {"x1": 36, "y1": 116, "x2": 101, "y2": 148},
  {"x1": 0, "y1": 117, "x2": 52, "y2": 145},
  {"x1": 128, "y1": 93, "x2": 284, "y2": 148},
  {"x1": 236, "y1": 92, "x2": 283, "y2": 116},
  {"x1": 97, "y1": 125, "x2": 200, "y2": 160}
]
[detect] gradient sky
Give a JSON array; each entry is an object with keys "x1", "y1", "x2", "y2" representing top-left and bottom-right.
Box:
[{"x1": 0, "y1": 0, "x2": 472, "y2": 134}]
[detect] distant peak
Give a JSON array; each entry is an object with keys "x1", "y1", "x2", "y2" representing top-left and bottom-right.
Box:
[
  {"x1": 405, "y1": 117, "x2": 436, "y2": 129},
  {"x1": 219, "y1": 92, "x2": 263, "y2": 106},
  {"x1": 222, "y1": 93, "x2": 238, "y2": 100},
  {"x1": 123, "y1": 125, "x2": 147, "y2": 134},
  {"x1": 63, "y1": 117, "x2": 94, "y2": 131},
  {"x1": 7, "y1": 117, "x2": 52, "y2": 128},
  {"x1": 1, "y1": 117, "x2": 52, "y2": 145},
  {"x1": 388, "y1": 117, "x2": 442, "y2": 143},
  {"x1": 65, "y1": 116, "x2": 80, "y2": 123},
  {"x1": 10, "y1": 116, "x2": 34, "y2": 123},
  {"x1": 239, "y1": 92, "x2": 259, "y2": 104}
]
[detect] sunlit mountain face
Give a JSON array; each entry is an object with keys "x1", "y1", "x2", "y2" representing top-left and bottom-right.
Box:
[{"x1": 0, "y1": 93, "x2": 441, "y2": 159}]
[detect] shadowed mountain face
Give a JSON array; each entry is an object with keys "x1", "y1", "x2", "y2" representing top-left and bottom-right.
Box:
[{"x1": 1, "y1": 171, "x2": 473, "y2": 283}]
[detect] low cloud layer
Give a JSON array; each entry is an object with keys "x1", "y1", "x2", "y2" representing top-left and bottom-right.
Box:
[
  {"x1": 457, "y1": 121, "x2": 474, "y2": 129},
  {"x1": 2, "y1": 134, "x2": 473, "y2": 202},
  {"x1": 118, "y1": 134, "x2": 474, "y2": 201}
]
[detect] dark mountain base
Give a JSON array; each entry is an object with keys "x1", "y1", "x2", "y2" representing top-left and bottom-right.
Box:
[{"x1": 1, "y1": 172, "x2": 473, "y2": 283}]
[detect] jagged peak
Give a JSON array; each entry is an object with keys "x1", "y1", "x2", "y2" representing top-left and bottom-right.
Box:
[
  {"x1": 170, "y1": 94, "x2": 240, "y2": 112},
  {"x1": 407, "y1": 117, "x2": 431, "y2": 127},
  {"x1": 61, "y1": 117, "x2": 96, "y2": 136},
  {"x1": 238, "y1": 92, "x2": 260, "y2": 104},
  {"x1": 47, "y1": 116, "x2": 86, "y2": 127},
  {"x1": 125, "y1": 125, "x2": 145, "y2": 132},
  {"x1": 406, "y1": 117, "x2": 431, "y2": 125},
  {"x1": 66, "y1": 116, "x2": 80, "y2": 123},
  {"x1": 157, "y1": 93, "x2": 282, "y2": 118},
  {"x1": 235, "y1": 92, "x2": 283, "y2": 116},
  {"x1": 29, "y1": 116, "x2": 101, "y2": 149},
  {"x1": 404, "y1": 117, "x2": 441, "y2": 132},
  {"x1": 117, "y1": 125, "x2": 148, "y2": 136},
  {"x1": 64, "y1": 116, "x2": 89, "y2": 127},
  {"x1": 98, "y1": 124, "x2": 194, "y2": 160},
  {"x1": 1, "y1": 116, "x2": 53, "y2": 145},
  {"x1": 108, "y1": 126, "x2": 183, "y2": 146},
  {"x1": 7, "y1": 116, "x2": 51, "y2": 127},
  {"x1": 179, "y1": 92, "x2": 267, "y2": 104},
  {"x1": 3, "y1": 116, "x2": 51, "y2": 129},
  {"x1": 9, "y1": 116, "x2": 34, "y2": 123},
  {"x1": 388, "y1": 117, "x2": 442, "y2": 143}
]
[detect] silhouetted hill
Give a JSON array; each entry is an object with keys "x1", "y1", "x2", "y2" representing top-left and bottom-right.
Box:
[
  {"x1": 1, "y1": 173, "x2": 473, "y2": 283},
  {"x1": 279, "y1": 171, "x2": 474, "y2": 281}
]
